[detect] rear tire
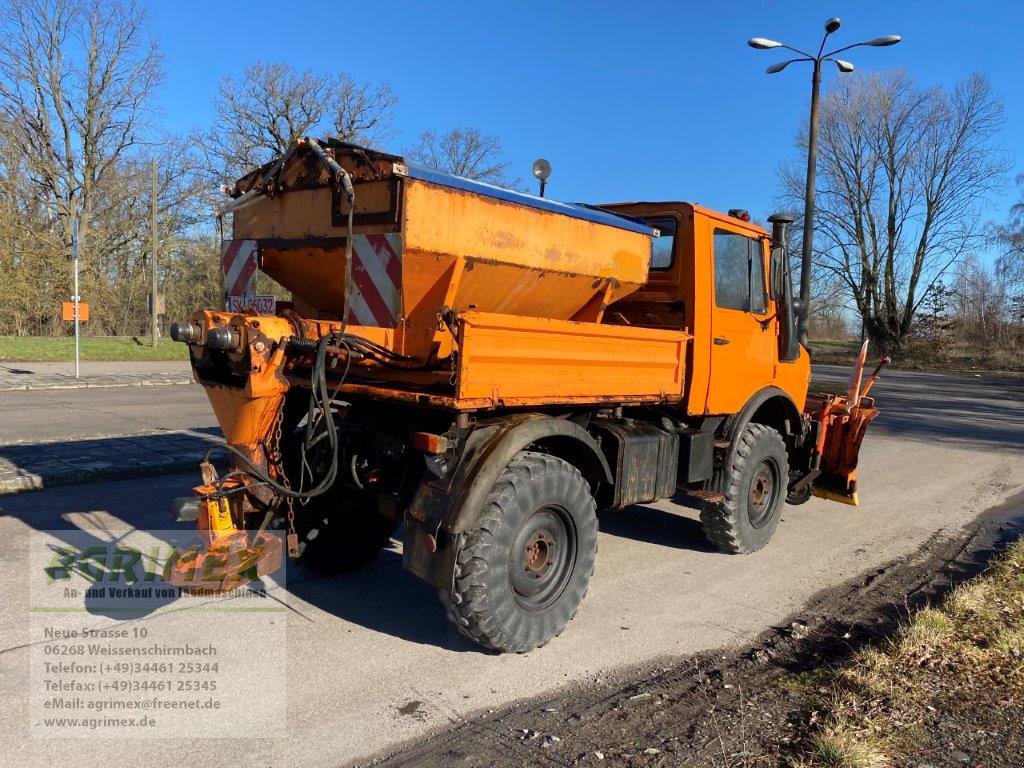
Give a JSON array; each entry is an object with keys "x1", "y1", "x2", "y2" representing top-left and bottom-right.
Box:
[
  {"x1": 294, "y1": 489, "x2": 398, "y2": 572},
  {"x1": 700, "y1": 423, "x2": 788, "y2": 554},
  {"x1": 440, "y1": 451, "x2": 598, "y2": 653}
]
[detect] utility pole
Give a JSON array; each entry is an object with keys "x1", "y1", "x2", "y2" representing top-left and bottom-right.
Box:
[
  {"x1": 799, "y1": 56, "x2": 823, "y2": 349},
  {"x1": 151, "y1": 158, "x2": 158, "y2": 347}
]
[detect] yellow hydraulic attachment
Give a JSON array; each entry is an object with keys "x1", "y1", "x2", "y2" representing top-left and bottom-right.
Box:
[{"x1": 163, "y1": 479, "x2": 283, "y2": 592}]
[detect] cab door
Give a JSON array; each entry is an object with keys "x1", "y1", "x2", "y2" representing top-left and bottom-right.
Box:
[{"x1": 705, "y1": 226, "x2": 775, "y2": 414}]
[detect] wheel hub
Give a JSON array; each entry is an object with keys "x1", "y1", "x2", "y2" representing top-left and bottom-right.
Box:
[
  {"x1": 751, "y1": 476, "x2": 769, "y2": 505},
  {"x1": 748, "y1": 460, "x2": 778, "y2": 528},
  {"x1": 524, "y1": 532, "x2": 554, "y2": 576},
  {"x1": 509, "y1": 506, "x2": 576, "y2": 611}
]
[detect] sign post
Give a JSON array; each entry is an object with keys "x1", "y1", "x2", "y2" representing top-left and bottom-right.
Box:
[
  {"x1": 71, "y1": 213, "x2": 80, "y2": 379},
  {"x1": 151, "y1": 158, "x2": 159, "y2": 348}
]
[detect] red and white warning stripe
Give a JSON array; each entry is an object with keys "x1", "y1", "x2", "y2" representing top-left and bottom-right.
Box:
[
  {"x1": 346, "y1": 233, "x2": 403, "y2": 328},
  {"x1": 221, "y1": 239, "x2": 259, "y2": 297}
]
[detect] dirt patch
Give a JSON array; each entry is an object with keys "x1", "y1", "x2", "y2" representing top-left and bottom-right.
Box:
[
  {"x1": 365, "y1": 497, "x2": 1024, "y2": 768},
  {"x1": 395, "y1": 700, "x2": 428, "y2": 722}
]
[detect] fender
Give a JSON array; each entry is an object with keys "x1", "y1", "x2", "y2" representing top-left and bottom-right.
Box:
[
  {"x1": 712, "y1": 387, "x2": 803, "y2": 491},
  {"x1": 721, "y1": 385, "x2": 802, "y2": 444},
  {"x1": 402, "y1": 413, "x2": 612, "y2": 589},
  {"x1": 448, "y1": 414, "x2": 612, "y2": 534}
]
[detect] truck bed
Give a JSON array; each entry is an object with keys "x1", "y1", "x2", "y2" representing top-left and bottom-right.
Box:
[{"x1": 315, "y1": 311, "x2": 691, "y2": 411}]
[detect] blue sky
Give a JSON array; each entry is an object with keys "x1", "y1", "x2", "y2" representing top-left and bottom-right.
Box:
[{"x1": 152, "y1": 1, "x2": 1022, "y2": 259}]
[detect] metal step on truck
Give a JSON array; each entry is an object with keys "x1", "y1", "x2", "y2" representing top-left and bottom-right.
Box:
[{"x1": 166, "y1": 140, "x2": 884, "y2": 652}]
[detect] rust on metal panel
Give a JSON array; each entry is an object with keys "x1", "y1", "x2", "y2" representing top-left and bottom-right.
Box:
[
  {"x1": 687, "y1": 489, "x2": 726, "y2": 503},
  {"x1": 230, "y1": 143, "x2": 656, "y2": 366}
]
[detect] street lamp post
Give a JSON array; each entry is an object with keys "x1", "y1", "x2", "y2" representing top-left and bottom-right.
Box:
[{"x1": 749, "y1": 18, "x2": 900, "y2": 348}]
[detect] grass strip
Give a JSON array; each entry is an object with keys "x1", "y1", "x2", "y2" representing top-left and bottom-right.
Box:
[{"x1": 790, "y1": 537, "x2": 1024, "y2": 767}]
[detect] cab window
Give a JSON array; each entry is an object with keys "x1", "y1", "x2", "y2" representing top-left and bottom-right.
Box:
[
  {"x1": 647, "y1": 217, "x2": 677, "y2": 270},
  {"x1": 713, "y1": 229, "x2": 766, "y2": 313}
]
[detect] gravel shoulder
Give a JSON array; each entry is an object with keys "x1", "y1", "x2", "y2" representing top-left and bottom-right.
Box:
[{"x1": 368, "y1": 494, "x2": 1024, "y2": 768}]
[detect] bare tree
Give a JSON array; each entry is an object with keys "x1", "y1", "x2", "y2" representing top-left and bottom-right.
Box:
[
  {"x1": 0, "y1": 0, "x2": 162, "y2": 238},
  {"x1": 779, "y1": 70, "x2": 1007, "y2": 352},
  {"x1": 199, "y1": 62, "x2": 396, "y2": 184},
  {"x1": 0, "y1": 0, "x2": 220, "y2": 336},
  {"x1": 207, "y1": 62, "x2": 327, "y2": 177},
  {"x1": 333, "y1": 74, "x2": 396, "y2": 147},
  {"x1": 0, "y1": 0, "x2": 188, "y2": 335},
  {"x1": 0, "y1": 122, "x2": 66, "y2": 334},
  {"x1": 994, "y1": 173, "x2": 1024, "y2": 289},
  {"x1": 405, "y1": 127, "x2": 516, "y2": 186}
]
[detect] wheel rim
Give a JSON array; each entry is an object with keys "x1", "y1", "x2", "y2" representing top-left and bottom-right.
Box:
[
  {"x1": 747, "y1": 458, "x2": 781, "y2": 529},
  {"x1": 509, "y1": 506, "x2": 577, "y2": 612}
]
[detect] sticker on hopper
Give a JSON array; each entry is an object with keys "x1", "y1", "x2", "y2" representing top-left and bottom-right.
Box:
[
  {"x1": 221, "y1": 239, "x2": 259, "y2": 298},
  {"x1": 347, "y1": 233, "x2": 403, "y2": 327}
]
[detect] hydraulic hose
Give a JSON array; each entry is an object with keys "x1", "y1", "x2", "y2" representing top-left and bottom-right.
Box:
[{"x1": 195, "y1": 333, "x2": 346, "y2": 500}]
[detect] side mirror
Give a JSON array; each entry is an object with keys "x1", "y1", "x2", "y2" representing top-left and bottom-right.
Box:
[{"x1": 769, "y1": 245, "x2": 785, "y2": 300}]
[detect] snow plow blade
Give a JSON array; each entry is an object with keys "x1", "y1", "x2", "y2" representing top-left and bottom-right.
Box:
[
  {"x1": 804, "y1": 392, "x2": 880, "y2": 507},
  {"x1": 804, "y1": 351, "x2": 889, "y2": 507}
]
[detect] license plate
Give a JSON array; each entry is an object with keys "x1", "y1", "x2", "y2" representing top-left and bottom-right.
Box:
[{"x1": 226, "y1": 295, "x2": 276, "y2": 314}]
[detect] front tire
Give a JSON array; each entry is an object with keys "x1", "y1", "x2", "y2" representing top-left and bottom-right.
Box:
[
  {"x1": 441, "y1": 451, "x2": 598, "y2": 653},
  {"x1": 700, "y1": 423, "x2": 788, "y2": 554}
]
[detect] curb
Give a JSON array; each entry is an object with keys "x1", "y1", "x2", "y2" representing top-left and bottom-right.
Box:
[
  {"x1": 0, "y1": 377, "x2": 195, "y2": 393},
  {"x1": 0, "y1": 454, "x2": 206, "y2": 495},
  {"x1": 0, "y1": 428, "x2": 222, "y2": 496}
]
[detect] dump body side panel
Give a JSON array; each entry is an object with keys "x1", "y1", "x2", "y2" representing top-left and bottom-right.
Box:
[
  {"x1": 600, "y1": 202, "x2": 712, "y2": 416},
  {"x1": 456, "y1": 311, "x2": 689, "y2": 406}
]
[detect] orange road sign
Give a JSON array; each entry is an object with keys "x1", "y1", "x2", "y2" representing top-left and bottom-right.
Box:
[{"x1": 61, "y1": 301, "x2": 89, "y2": 322}]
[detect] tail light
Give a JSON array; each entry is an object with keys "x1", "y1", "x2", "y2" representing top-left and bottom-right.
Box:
[{"x1": 412, "y1": 432, "x2": 449, "y2": 454}]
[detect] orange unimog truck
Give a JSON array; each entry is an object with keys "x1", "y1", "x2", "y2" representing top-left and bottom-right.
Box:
[{"x1": 168, "y1": 140, "x2": 883, "y2": 652}]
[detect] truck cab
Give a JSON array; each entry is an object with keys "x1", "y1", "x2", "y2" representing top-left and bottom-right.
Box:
[{"x1": 601, "y1": 202, "x2": 810, "y2": 418}]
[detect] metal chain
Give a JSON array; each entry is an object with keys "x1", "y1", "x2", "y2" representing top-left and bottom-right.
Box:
[{"x1": 270, "y1": 405, "x2": 299, "y2": 556}]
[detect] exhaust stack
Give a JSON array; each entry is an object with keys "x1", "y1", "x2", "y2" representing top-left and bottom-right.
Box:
[
  {"x1": 768, "y1": 213, "x2": 800, "y2": 362},
  {"x1": 768, "y1": 212, "x2": 795, "y2": 249}
]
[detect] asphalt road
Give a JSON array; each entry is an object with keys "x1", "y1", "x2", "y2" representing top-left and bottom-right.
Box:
[
  {"x1": 0, "y1": 382, "x2": 212, "y2": 445},
  {"x1": 1, "y1": 366, "x2": 1023, "y2": 767}
]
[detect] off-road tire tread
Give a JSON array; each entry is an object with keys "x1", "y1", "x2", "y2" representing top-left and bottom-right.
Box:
[
  {"x1": 699, "y1": 423, "x2": 787, "y2": 555},
  {"x1": 440, "y1": 452, "x2": 598, "y2": 653}
]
